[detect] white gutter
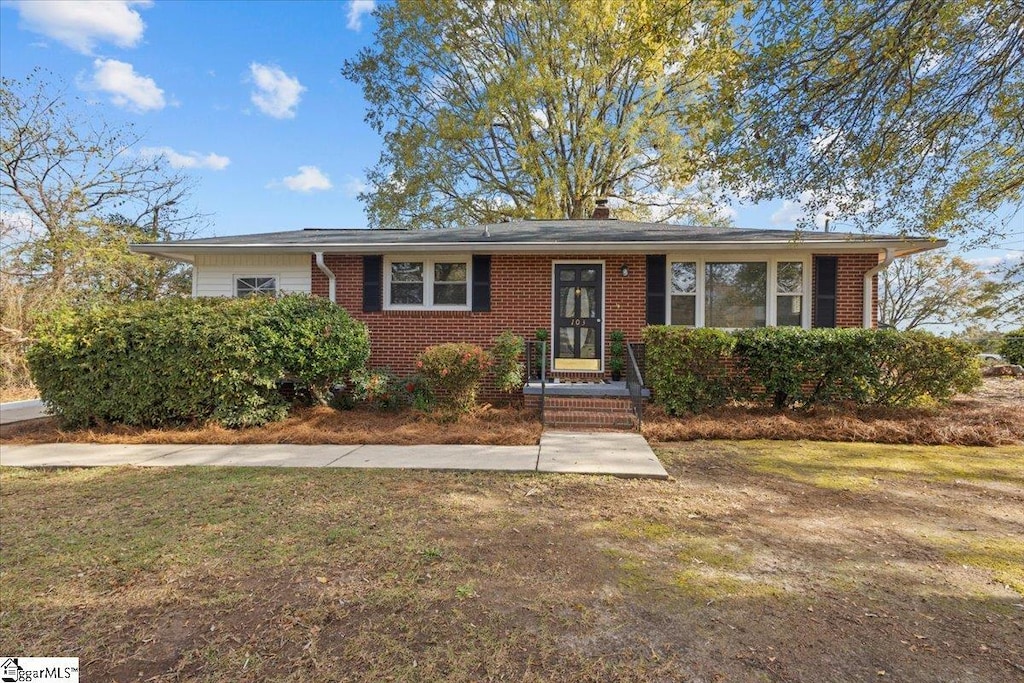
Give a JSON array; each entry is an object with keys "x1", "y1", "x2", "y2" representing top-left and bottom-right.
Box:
[
  {"x1": 313, "y1": 251, "x2": 336, "y2": 303},
  {"x1": 863, "y1": 248, "x2": 895, "y2": 328}
]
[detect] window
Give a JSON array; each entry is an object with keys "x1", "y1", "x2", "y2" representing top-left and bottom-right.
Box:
[
  {"x1": 666, "y1": 257, "x2": 809, "y2": 328},
  {"x1": 385, "y1": 257, "x2": 470, "y2": 309},
  {"x1": 705, "y1": 262, "x2": 767, "y2": 328},
  {"x1": 390, "y1": 262, "x2": 424, "y2": 305},
  {"x1": 670, "y1": 262, "x2": 696, "y2": 326},
  {"x1": 235, "y1": 276, "x2": 277, "y2": 297},
  {"x1": 433, "y1": 262, "x2": 468, "y2": 305},
  {"x1": 775, "y1": 261, "x2": 804, "y2": 327}
]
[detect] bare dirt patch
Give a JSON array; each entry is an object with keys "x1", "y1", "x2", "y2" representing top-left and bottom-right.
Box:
[
  {"x1": 2, "y1": 442, "x2": 1021, "y2": 682},
  {"x1": 645, "y1": 377, "x2": 1024, "y2": 446}
]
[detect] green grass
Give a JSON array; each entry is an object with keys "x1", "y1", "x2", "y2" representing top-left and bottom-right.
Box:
[{"x1": 719, "y1": 441, "x2": 1024, "y2": 491}]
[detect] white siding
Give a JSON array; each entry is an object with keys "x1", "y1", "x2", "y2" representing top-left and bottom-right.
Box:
[{"x1": 193, "y1": 253, "x2": 311, "y2": 297}]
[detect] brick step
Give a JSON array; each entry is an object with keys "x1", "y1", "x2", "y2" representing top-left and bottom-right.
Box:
[
  {"x1": 541, "y1": 398, "x2": 633, "y2": 410},
  {"x1": 543, "y1": 407, "x2": 636, "y2": 430}
]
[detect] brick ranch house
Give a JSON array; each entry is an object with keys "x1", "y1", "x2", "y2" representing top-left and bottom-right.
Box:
[{"x1": 131, "y1": 217, "x2": 943, "y2": 425}]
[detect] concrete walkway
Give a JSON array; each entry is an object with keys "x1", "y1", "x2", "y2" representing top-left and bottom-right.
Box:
[
  {"x1": 0, "y1": 399, "x2": 46, "y2": 426},
  {"x1": 0, "y1": 430, "x2": 668, "y2": 479}
]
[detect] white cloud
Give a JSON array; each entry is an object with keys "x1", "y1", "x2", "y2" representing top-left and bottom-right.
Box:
[
  {"x1": 770, "y1": 199, "x2": 805, "y2": 227},
  {"x1": 770, "y1": 190, "x2": 874, "y2": 229},
  {"x1": 967, "y1": 251, "x2": 1023, "y2": 269},
  {"x1": 140, "y1": 146, "x2": 230, "y2": 171},
  {"x1": 12, "y1": 0, "x2": 150, "y2": 54},
  {"x1": 342, "y1": 175, "x2": 368, "y2": 198},
  {"x1": 346, "y1": 0, "x2": 375, "y2": 31},
  {"x1": 272, "y1": 166, "x2": 333, "y2": 193},
  {"x1": 89, "y1": 58, "x2": 165, "y2": 112},
  {"x1": 248, "y1": 63, "x2": 305, "y2": 119}
]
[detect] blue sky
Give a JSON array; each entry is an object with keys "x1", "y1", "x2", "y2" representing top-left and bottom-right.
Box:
[{"x1": 1, "y1": 0, "x2": 1020, "y2": 267}]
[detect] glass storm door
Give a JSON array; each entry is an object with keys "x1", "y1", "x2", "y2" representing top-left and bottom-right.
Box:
[{"x1": 553, "y1": 264, "x2": 603, "y2": 371}]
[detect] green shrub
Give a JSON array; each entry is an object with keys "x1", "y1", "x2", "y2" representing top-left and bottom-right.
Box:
[
  {"x1": 733, "y1": 328, "x2": 877, "y2": 409},
  {"x1": 608, "y1": 330, "x2": 625, "y2": 376},
  {"x1": 869, "y1": 330, "x2": 981, "y2": 406},
  {"x1": 400, "y1": 373, "x2": 434, "y2": 411},
  {"x1": 1000, "y1": 329, "x2": 1024, "y2": 366},
  {"x1": 642, "y1": 326, "x2": 735, "y2": 414},
  {"x1": 27, "y1": 295, "x2": 369, "y2": 428},
  {"x1": 260, "y1": 295, "x2": 370, "y2": 403},
  {"x1": 348, "y1": 367, "x2": 403, "y2": 410},
  {"x1": 532, "y1": 328, "x2": 549, "y2": 378},
  {"x1": 732, "y1": 328, "x2": 981, "y2": 409},
  {"x1": 490, "y1": 331, "x2": 525, "y2": 394},
  {"x1": 417, "y1": 343, "x2": 491, "y2": 415}
]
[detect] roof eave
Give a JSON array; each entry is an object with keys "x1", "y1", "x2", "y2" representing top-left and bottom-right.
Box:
[{"x1": 130, "y1": 237, "x2": 945, "y2": 259}]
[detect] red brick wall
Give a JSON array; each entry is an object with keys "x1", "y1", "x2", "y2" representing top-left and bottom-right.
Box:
[
  {"x1": 811, "y1": 252, "x2": 881, "y2": 328},
  {"x1": 311, "y1": 251, "x2": 882, "y2": 376},
  {"x1": 311, "y1": 253, "x2": 648, "y2": 378}
]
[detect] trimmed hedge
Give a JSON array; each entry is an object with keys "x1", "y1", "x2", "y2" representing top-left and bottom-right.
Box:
[
  {"x1": 27, "y1": 295, "x2": 369, "y2": 428},
  {"x1": 642, "y1": 326, "x2": 735, "y2": 414},
  {"x1": 1000, "y1": 329, "x2": 1024, "y2": 366},
  {"x1": 644, "y1": 326, "x2": 981, "y2": 413},
  {"x1": 869, "y1": 330, "x2": 981, "y2": 406},
  {"x1": 733, "y1": 328, "x2": 877, "y2": 409}
]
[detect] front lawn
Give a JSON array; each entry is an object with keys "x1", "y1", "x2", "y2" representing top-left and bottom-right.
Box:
[{"x1": 2, "y1": 441, "x2": 1021, "y2": 681}]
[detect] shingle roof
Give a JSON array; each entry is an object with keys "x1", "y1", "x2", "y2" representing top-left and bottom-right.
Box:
[{"x1": 130, "y1": 219, "x2": 944, "y2": 260}]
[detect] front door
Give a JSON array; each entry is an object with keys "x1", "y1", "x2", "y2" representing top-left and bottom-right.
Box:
[{"x1": 553, "y1": 263, "x2": 603, "y2": 371}]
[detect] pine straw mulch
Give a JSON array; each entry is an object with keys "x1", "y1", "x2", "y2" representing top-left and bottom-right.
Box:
[
  {"x1": 644, "y1": 377, "x2": 1024, "y2": 447},
  {"x1": 3, "y1": 379, "x2": 1021, "y2": 448},
  {"x1": 0, "y1": 404, "x2": 544, "y2": 446}
]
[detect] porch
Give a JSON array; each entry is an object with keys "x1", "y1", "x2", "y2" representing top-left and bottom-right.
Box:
[{"x1": 523, "y1": 341, "x2": 649, "y2": 430}]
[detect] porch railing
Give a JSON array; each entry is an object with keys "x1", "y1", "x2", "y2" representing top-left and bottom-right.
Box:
[
  {"x1": 626, "y1": 342, "x2": 645, "y2": 430},
  {"x1": 524, "y1": 339, "x2": 547, "y2": 421}
]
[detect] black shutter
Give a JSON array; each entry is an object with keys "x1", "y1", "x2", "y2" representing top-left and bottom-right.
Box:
[
  {"x1": 646, "y1": 255, "x2": 666, "y2": 325},
  {"x1": 363, "y1": 255, "x2": 382, "y2": 312},
  {"x1": 471, "y1": 255, "x2": 491, "y2": 312},
  {"x1": 813, "y1": 256, "x2": 837, "y2": 328}
]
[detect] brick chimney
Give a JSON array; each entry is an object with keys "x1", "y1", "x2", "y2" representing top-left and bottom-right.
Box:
[{"x1": 591, "y1": 198, "x2": 610, "y2": 219}]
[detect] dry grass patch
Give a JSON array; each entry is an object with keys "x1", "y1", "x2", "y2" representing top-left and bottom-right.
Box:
[
  {"x1": 3, "y1": 442, "x2": 1022, "y2": 681},
  {"x1": 0, "y1": 384, "x2": 38, "y2": 402},
  {"x1": 0, "y1": 404, "x2": 542, "y2": 446}
]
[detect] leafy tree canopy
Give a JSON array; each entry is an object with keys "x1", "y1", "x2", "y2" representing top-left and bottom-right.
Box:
[
  {"x1": 343, "y1": 0, "x2": 742, "y2": 229},
  {"x1": 718, "y1": 0, "x2": 1024, "y2": 244}
]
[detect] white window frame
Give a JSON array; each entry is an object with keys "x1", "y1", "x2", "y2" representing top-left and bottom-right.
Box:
[
  {"x1": 665, "y1": 254, "x2": 811, "y2": 329},
  {"x1": 234, "y1": 274, "x2": 278, "y2": 298},
  {"x1": 384, "y1": 255, "x2": 472, "y2": 311}
]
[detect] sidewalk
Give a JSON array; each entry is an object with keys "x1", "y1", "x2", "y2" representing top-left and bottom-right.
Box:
[
  {"x1": 0, "y1": 431, "x2": 668, "y2": 479},
  {"x1": 0, "y1": 399, "x2": 46, "y2": 426}
]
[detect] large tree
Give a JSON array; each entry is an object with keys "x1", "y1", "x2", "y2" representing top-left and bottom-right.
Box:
[
  {"x1": 1, "y1": 71, "x2": 202, "y2": 392},
  {"x1": 1, "y1": 71, "x2": 201, "y2": 300},
  {"x1": 342, "y1": 0, "x2": 742, "y2": 229},
  {"x1": 719, "y1": 0, "x2": 1024, "y2": 244},
  {"x1": 878, "y1": 253, "x2": 1002, "y2": 330}
]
